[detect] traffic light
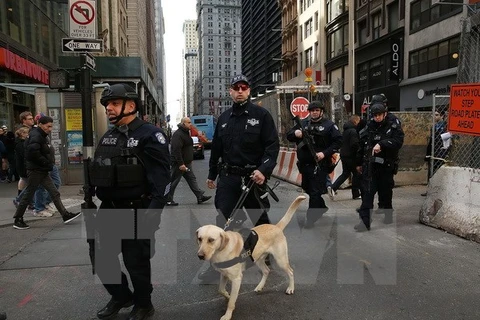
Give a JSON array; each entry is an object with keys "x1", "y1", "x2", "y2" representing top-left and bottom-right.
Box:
[{"x1": 49, "y1": 69, "x2": 70, "y2": 89}]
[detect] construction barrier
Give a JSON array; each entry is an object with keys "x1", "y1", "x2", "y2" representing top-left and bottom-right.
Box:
[{"x1": 272, "y1": 148, "x2": 340, "y2": 187}]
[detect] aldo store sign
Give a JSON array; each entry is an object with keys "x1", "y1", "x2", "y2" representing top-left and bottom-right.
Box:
[{"x1": 389, "y1": 38, "x2": 401, "y2": 82}]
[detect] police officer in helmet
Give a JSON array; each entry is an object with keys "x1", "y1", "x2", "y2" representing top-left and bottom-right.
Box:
[
  {"x1": 369, "y1": 93, "x2": 402, "y2": 209},
  {"x1": 287, "y1": 101, "x2": 342, "y2": 228},
  {"x1": 91, "y1": 83, "x2": 170, "y2": 320},
  {"x1": 198, "y1": 74, "x2": 280, "y2": 281},
  {"x1": 355, "y1": 102, "x2": 404, "y2": 231}
]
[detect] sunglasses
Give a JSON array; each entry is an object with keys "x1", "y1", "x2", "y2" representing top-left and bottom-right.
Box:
[{"x1": 231, "y1": 84, "x2": 249, "y2": 91}]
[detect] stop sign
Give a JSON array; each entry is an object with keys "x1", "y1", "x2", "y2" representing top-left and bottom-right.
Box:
[{"x1": 290, "y1": 97, "x2": 310, "y2": 119}]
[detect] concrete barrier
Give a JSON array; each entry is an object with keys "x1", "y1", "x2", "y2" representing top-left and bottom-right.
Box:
[{"x1": 419, "y1": 166, "x2": 480, "y2": 242}]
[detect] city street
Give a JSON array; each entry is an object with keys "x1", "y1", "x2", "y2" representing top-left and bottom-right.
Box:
[{"x1": 1, "y1": 151, "x2": 479, "y2": 320}]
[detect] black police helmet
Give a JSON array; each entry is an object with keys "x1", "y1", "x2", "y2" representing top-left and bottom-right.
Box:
[
  {"x1": 100, "y1": 84, "x2": 140, "y2": 109},
  {"x1": 371, "y1": 94, "x2": 387, "y2": 105},
  {"x1": 307, "y1": 101, "x2": 325, "y2": 111},
  {"x1": 370, "y1": 103, "x2": 387, "y2": 115}
]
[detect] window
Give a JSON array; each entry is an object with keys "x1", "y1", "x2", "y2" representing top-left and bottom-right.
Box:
[
  {"x1": 358, "y1": 20, "x2": 367, "y2": 45},
  {"x1": 305, "y1": 19, "x2": 313, "y2": 38},
  {"x1": 372, "y1": 12, "x2": 381, "y2": 40},
  {"x1": 314, "y1": 12, "x2": 319, "y2": 30},
  {"x1": 388, "y1": 1, "x2": 399, "y2": 32},
  {"x1": 327, "y1": 25, "x2": 348, "y2": 59},
  {"x1": 410, "y1": 0, "x2": 462, "y2": 31},
  {"x1": 357, "y1": 62, "x2": 368, "y2": 92},
  {"x1": 315, "y1": 41, "x2": 319, "y2": 63},
  {"x1": 409, "y1": 36, "x2": 460, "y2": 78},
  {"x1": 369, "y1": 58, "x2": 384, "y2": 89},
  {"x1": 305, "y1": 47, "x2": 313, "y2": 67},
  {"x1": 327, "y1": 0, "x2": 345, "y2": 22}
]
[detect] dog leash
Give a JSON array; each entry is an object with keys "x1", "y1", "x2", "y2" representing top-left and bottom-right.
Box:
[{"x1": 224, "y1": 178, "x2": 255, "y2": 231}]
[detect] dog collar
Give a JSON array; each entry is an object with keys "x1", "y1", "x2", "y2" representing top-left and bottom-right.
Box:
[{"x1": 213, "y1": 230, "x2": 258, "y2": 269}]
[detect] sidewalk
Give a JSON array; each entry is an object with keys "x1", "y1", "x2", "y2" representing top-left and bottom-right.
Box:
[{"x1": 0, "y1": 181, "x2": 84, "y2": 227}]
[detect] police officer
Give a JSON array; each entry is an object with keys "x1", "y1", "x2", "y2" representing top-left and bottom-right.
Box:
[
  {"x1": 286, "y1": 101, "x2": 342, "y2": 228},
  {"x1": 90, "y1": 84, "x2": 170, "y2": 320},
  {"x1": 355, "y1": 103, "x2": 404, "y2": 231},
  {"x1": 370, "y1": 93, "x2": 402, "y2": 209},
  {"x1": 199, "y1": 74, "x2": 280, "y2": 281}
]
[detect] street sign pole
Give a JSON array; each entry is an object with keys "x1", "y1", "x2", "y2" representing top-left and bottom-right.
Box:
[{"x1": 80, "y1": 54, "x2": 94, "y2": 150}]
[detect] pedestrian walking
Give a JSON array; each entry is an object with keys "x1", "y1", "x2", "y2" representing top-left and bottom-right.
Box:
[
  {"x1": 32, "y1": 113, "x2": 61, "y2": 216},
  {"x1": 355, "y1": 103, "x2": 404, "y2": 231},
  {"x1": 286, "y1": 101, "x2": 342, "y2": 228},
  {"x1": 13, "y1": 112, "x2": 35, "y2": 208},
  {"x1": 165, "y1": 117, "x2": 211, "y2": 206},
  {"x1": 89, "y1": 83, "x2": 170, "y2": 320},
  {"x1": 199, "y1": 74, "x2": 280, "y2": 281},
  {"x1": 422, "y1": 110, "x2": 449, "y2": 196},
  {"x1": 328, "y1": 114, "x2": 362, "y2": 200},
  {"x1": 12, "y1": 116, "x2": 81, "y2": 230}
]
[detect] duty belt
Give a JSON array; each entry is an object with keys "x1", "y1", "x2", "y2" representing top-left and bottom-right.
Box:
[
  {"x1": 109, "y1": 198, "x2": 147, "y2": 209},
  {"x1": 221, "y1": 163, "x2": 256, "y2": 176}
]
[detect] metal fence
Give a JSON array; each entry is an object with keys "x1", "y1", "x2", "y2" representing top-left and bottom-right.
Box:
[
  {"x1": 276, "y1": 85, "x2": 334, "y2": 148},
  {"x1": 430, "y1": 95, "x2": 451, "y2": 178},
  {"x1": 447, "y1": 14, "x2": 480, "y2": 169}
]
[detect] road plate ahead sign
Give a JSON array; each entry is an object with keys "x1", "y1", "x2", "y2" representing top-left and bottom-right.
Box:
[
  {"x1": 69, "y1": 0, "x2": 97, "y2": 39},
  {"x1": 448, "y1": 83, "x2": 480, "y2": 136},
  {"x1": 62, "y1": 38, "x2": 103, "y2": 53}
]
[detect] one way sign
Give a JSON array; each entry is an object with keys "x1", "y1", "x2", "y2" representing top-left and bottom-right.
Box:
[{"x1": 62, "y1": 38, "x2": 103, "y2": 53}]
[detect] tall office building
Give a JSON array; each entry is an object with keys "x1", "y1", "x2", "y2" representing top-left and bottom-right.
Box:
[
  {"x1": 183, "y1": 20, "x2": 199, "y2": 117},
  {"x1": 241, "y1": 0, "x2": 282, "y2": 97},
  {"x1": 97, "y1": 0, "x2": 161, "y2": 120},
  {"x1": 155, "y1": 0, "x2": 167, "y2": 121},
  {"x1": 196, "y1": 0, "x2": 242, "y2": 116}
]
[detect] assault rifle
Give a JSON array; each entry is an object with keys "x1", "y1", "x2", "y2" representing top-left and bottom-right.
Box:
[
  {"x1": 81, "y1": 157, "x2": 97, "y2": 274},
  {"x1": 293, "y1": 115, "x2": 322, "y2": 175}
]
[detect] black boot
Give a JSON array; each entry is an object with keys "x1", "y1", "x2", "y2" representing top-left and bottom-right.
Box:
[
  {"x1": 127, "y1": 305, "x2": 155, "y2": 320},
  {"x1": 97, "y1": 298, "x2": 134, "y2": 319},
  {"x1": 354, "y1": 221, "x2": 370, "y2": 232}
]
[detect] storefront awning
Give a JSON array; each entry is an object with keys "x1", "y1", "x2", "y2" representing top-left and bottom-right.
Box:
[
  {"x1": 0, "y1": 83, "x2": 49, "y2": 95},
  {"x1": 0, "y1": 83, "x2": 110, "y2": 96}
]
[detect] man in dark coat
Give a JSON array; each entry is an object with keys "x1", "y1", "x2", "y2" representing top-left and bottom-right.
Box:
[
  {"x1": 12, "y1": 116, "x2": 81, "y2": 230},
  {"x1": 166, "y1": 117, "x2": 211, "y2": 206},
  {"x1": 329, "y1": 115, "x2": 362, "y2": 200}
]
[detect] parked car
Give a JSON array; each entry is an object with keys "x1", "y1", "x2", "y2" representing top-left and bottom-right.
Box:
[{"x1": 192, "y1": 136, "x2": 205, "y2": 159}]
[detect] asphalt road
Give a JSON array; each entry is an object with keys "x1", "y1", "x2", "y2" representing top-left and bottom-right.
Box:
[{"x1": 1, "y1": 150, "x2": 480, "y2": 320}]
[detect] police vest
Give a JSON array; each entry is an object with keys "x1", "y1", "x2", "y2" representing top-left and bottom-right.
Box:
[{"x1": 89, "y1": 120, "x2": 148, "y2": 200}]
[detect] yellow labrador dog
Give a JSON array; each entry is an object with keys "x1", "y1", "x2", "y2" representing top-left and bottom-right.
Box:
[{"x1": 196, "y1": 195, "x2": 306, "y2": 320}]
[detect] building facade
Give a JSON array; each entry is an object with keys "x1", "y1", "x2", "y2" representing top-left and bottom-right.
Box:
[
  {"x1": 241, "y1": 0, "x2": 282, "y2": 97},
  {"x1": 97, "y1": 0, "x2": 162, "y2": 122},
  {"x1": 399, "y1": 0, "x2": 463, "y2": 111},
  {"x1": 183, "y1": 20, "x2": 199, "y2": 116},
  {"x1": 196, "y1": 0, "x2": 242, "y2": 116},
  {"x1": 278, "y1": 0, "x2": 299, "y2": 82},
  {"x1": 0, "y1": 0, "x2": 68, "y2": 128}
]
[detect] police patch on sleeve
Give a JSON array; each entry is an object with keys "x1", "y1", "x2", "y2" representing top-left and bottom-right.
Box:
[{"x1": 155, "y1": 132, "x2": 166, "y2": 144}]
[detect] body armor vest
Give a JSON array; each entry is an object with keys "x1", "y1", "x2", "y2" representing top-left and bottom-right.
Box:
[{"x1": 89, "y1": 123, "x2": 147, "y2": 201}]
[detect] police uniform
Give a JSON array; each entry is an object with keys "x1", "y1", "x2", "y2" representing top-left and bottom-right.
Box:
[
  {"x1": 208, "y1": 100, "x2": 279, "y2": 228},
  {"x1": 90, "y1": 84, "x2": 170, "y2": 318},
  {"x1": 356, "y1": 105, "x2": 404, "y2": 230},
  {"x1": 286, "y1": 111, "x2": 342, "y2": 226}
]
